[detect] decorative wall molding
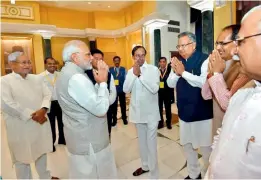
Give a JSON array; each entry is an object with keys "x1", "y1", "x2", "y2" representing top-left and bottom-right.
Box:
[
  {"x1": 1, "y1": 12, "x2": 169, "y2": 39},
  {"x1": 187, "y1": 0, "x2": 214, "y2": 12},
  {"x1": 1, "y1": 5, "x2": 34, "y2": 20}
]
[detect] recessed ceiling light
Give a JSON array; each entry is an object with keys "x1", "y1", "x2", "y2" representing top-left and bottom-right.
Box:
[
  {"x1": 108, "y1": 5, "x2": 111, "y2": 8},
  {"x1": 88, "y1": 2, "x2": 91, "y2": 4}
]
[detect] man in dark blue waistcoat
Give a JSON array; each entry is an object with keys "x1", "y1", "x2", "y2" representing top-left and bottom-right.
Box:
[
  {"x1": 167, "y1": 32, "x2": 213, "y2": 179},
  {"x1": 85, "y1": 49, "x2": 116, "y2": 139},
  {"x1": 109, "y1": 56, "x2": 128, "y2": 126}
]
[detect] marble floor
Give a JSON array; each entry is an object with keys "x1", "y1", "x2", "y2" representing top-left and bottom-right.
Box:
[{"x1": 1, "y1": 103, "x2": 206, "y2": 179}]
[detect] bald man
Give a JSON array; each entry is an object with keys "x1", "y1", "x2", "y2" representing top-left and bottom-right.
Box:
[
  {"x1": 207, "y1": 5, "x2": 261, "y2": 179},
  {"x1": 1, "y1": 52, "x2": 55, "y2": 179}
]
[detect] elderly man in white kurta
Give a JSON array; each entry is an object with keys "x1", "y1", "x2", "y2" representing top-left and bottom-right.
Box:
[
  {"x1": 206, "y1": 5, "x2": 261, "y2": 179},
  {"x1": 55, "y1": 40, "x2": 117, "y2": 179},
  {"x1": 1, "y1": 52, "x2": 53, "y2": 179},
  {"x1": 123, "y1": 46, "x2": 160, "y2": 179}
]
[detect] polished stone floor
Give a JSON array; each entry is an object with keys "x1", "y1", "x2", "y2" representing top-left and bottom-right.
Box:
[{"x1": 1, "y1": 103, "x2": 206, "y2": 179}]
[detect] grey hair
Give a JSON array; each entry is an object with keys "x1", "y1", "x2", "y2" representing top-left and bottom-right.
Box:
[
  {"x1": 8, "y1": 51, "x2": 24, "y2": 62},
  {"x1": 178, "y1": 31, "x2": 197, "y2": 43},
  {"x1": 241, "y1": 5, "x2": 261, "y2": 23},
  {"x1": 62, "y1": 40, "x2": 87, "y2": 62}
]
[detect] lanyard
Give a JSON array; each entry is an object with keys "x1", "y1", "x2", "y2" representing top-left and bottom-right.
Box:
[
  {"x1": 44, "y1": 71, "x2": 57, "y2": 87},
  {"x1": 159, "y1": 68, "x2": 167, "y2": 79}
]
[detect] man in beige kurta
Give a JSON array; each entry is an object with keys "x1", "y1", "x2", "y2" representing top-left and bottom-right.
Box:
[{"x1": 1, "y1": 52, "x2": 54, "y2": 179}]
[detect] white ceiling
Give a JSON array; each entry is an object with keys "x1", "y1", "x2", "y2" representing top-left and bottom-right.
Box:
[{"x1": 37, "y1": 1, "x2": 137, "y2": 12}]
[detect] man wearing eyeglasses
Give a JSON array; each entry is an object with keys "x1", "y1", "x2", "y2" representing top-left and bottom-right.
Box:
[
  {"x1": 207, "y1": 5, "x2": 261, "y2": 179},
  {"x1": 1, "y1": 52, "x2": 57, "y2": 179},
  {"x1": 201, "y1": 24, "x2": 252, "y2": 138},
  {"x1": 167, "y1": 32, "x2": 213, "y2": 179}
]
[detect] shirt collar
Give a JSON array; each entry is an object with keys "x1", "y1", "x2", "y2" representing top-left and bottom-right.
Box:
[
  {"x1": 141, "y1": 61, "x2": 148, "y2": 68},
  {"x1": 11, "y1": 71, "x2": 29, "y2": 80},
  {"x1": 254, "y1": 80, "x2": 261, "y2": 87},
  {"x1": 45, "y1": 69, "x2": 57, "y2": 75}
]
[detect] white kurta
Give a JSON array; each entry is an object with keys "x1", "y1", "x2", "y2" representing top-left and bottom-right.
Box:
[
  {"x1": 207, "y1": 81, "x2": 261, "y2": 179},
  {"x1": 38, "y1": 70, "x2": 59, "y2": 101},
  {"x1": 167, "y1": 59, "x2": 212, "y2": 148},
  {"x1": 95, "y1": 74, "x2": 117, "y2": 105},
  {"x1": 123, "y1": 62, "x2": 160, "y2": 123},
  {"x1": 1, "y1": 72, "x2": 52, "y2": 164},
  {"x1": 65, "y1": 73, "x2": 117, "y2": 179},
  {"x1": 123, "y1": 62, "x2": 160, "y2": 179}
]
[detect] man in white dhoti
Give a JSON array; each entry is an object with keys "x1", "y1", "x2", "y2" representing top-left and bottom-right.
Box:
[
  {"x1": 123, "y1": 45, "x2": 160, "y2": 179},
  {"x1": 1, "y1": 52, "x2": 55, "y2": 179},
  {"x1": 207, "y1": 5, "x2": 261, "y2": 179},
  {"x1": 167, "y1": 32, "x2": 213, "y2": 179},
  {"x1": 55, "y1": 40, "x2": 117, "y2": 179}
]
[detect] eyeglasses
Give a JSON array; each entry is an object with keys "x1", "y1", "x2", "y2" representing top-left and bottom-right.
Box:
[
  {"x1": 215, "y1": 40, "x2": 233, "y2": 47},
  {"x1": 234, "y1": 32, "x2": 261, "y2": 46},
  {"x1": 14, "y1": 61, "x2": 32, "y2": 66},
  {"x1": 176, "y1": 42, "x2": 194, "y2": 50}
]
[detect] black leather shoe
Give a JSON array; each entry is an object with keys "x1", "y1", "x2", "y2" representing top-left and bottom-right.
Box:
[{"x1": 185, "y1": 174, "x2": 201, "y2": 179}]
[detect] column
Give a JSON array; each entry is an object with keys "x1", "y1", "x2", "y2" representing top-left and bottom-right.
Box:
[
  {"x1": 88, "y1": 37, "x2": 97, "y2": 51},
  {"x1": 41, "y1": 33, "x2": 53, "y2": 59},
  {"x1": 202, "y1": 10, "x2": 213, "y2": 54},
  {"x1": 187, "y1": 0, "x2": 214, "y2": 54}
]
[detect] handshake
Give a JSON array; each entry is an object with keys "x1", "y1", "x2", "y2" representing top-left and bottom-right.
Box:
[{"x1": 31, "y1": 108, "x2": 48, "y2": 124}]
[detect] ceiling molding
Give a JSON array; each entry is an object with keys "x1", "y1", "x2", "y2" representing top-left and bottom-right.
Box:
[
  {"x1": 1, "y1": 12, "x2": 169, "y2": 38},
  {"x1": 187, "y1": 0, "x2": 214, "y2": 12}
]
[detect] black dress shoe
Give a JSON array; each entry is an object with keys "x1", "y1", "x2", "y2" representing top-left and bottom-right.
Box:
[
  {"x1": 167, "y1": 124, "x2": 172, "y2": 129},
  {"x1": 58, "y1": 140, "x2": 66, "y2": 145},
  {"x1": 112, "y1": 121, "x2": 117, "y2": 127},
  {"x1": 185, "y1": 174, "x2": 201, "y2": 179},
  {"x1": 158, "y1": 121, "x2": 164, "y2": 129},
  {"x1": 123, "y1": 120, "x2": 128, "y2": 125},
  {"x1": 53, "y1": 146, "x2": 56, "y2": 152}
]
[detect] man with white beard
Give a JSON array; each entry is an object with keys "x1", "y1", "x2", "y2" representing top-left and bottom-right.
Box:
[
  {"x1": 56, "y1": 40, "x2": 117, "y2": 178},
  {"x1": 207, "y1": 5, "x2": 261, "y2": 178}
]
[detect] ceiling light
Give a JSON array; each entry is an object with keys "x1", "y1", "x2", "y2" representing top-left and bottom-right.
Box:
[{"x1": 88, "y1": 2, "x2": 91, "y2": 4}]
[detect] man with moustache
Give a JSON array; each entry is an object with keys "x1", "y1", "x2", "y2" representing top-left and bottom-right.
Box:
[
  {"x1": 201, "y1": 24, "x2": 251, "y2": 137},
  {"x1": 109, "y1": 56, "x2": 128, "y2": 126},
  {"x1": 207, "y1": 5, "x2": 261, "y2": 178},
  {"x1": 56, "y1": 40, "x2": 117, "y2": 178},
  {"x1": 158, "y1": 57, "x2": 173, "y2": 129},
  {"x1": 123, "y1": 46, "x2": 160, "y2": 179},
  {"x1": 39, "y1": 57, "x2": 66, "y2": 152},
  {"x1": 167, "y1": 32, "x2": 213, "y2": 179}
]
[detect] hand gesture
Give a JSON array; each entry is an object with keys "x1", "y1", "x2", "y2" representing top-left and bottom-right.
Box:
[
  {"x1": 210, "y1": 50, "x2": 226, "y2": 73},
  {"x1": 133, "y1": 62, "x2": 141, "y2": 77},
  {"x1": 171, "y1": 57, "x2": 184, "y2": 76},
  {"x1": 31, "y1": 108, "x2": 48, "y2": 124},
  {"x1": 93, "y1": 60, "x2": 108, "y2": 83}
]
